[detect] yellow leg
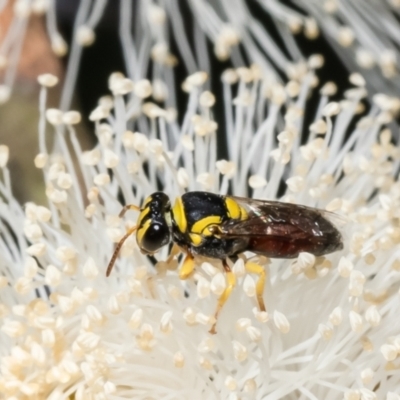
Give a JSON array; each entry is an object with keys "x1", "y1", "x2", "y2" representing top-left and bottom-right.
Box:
[
  {"x1": 179, "y1": 253, "x2": 195, "y2": 280},
  {"x1": 245, "y1": 261, "x2": 266, "y2": 311},
  {"x1": 209, "y1": 260, "x2": 236, "y2": 334}
]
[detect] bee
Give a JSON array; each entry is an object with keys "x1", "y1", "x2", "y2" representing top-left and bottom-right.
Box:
[{"x1": 106, "y1": 191, "x2": 343, "y2": 333}]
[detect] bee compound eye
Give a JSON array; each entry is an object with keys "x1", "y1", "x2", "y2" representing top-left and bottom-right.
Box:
[{"x1": 141, "y1": 222, "x2": 170, "y2": 253}]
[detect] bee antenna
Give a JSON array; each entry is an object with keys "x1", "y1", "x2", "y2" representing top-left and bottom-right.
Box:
[
  {"x1": 119, "y1": 204, "x2": 140, "y2": 219},
  {"x1": 106, "y1": 226, "x2": 137, "y2": 277}
]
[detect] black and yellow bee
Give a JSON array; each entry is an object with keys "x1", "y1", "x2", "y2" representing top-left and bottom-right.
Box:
[{"x1": 106, "y1": 191, "x2": 343, "y2": 333}]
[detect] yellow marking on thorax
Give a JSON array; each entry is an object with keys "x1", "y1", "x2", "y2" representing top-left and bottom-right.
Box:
[
  {"x1": 137, "y1": 206, "x2": 150, "y2": 227},
  {"x1": 189, "y1": 233, "x2": 202, "y2": 246},
  {"x1": 191, "y1": 216, "x2": 222, "y2": 234},
  {"x1": 225, "y1": 197, "x2": 248, "y2": 220},
  {"x1": 189, "y1": 215, "x2": 222, "y2": 247},
  {"x1": 136, "y1": 194, "x2": 154, "y2": 226},
  {"x1": 172, "y1": 197, "x2": 187, "y2": 233},
  {"x1": 136, "y1": 219, "x2": 152, "y2": 247},
  {"x1": 142, "y1": 195, "x2": 153, "y2": 209}
]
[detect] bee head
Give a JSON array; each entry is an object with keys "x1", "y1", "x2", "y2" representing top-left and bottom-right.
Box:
[{"x1": 136, "y1": 192, "x2": 172, "y2": 254}]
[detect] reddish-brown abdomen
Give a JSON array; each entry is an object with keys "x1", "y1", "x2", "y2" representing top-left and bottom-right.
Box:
[{"x1": 248, "y1": 232, "x2": 343, "y2": 258}]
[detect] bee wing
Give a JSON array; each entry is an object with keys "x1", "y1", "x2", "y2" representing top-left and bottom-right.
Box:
[
  {"x1": 221, "y1": 196, "x2": 345, "y2": 241},
  {"x1": 219, "y1": 197, "x2": 344, "y2": 258},
  {"x1": 221, "y1": 198, "x2": 317, "y2": 238}
]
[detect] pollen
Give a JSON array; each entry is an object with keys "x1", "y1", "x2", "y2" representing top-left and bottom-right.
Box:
[
  {"x1": 198, "y1": 337, "x2": 215, "y2": 353},
  {"x1": 381, "y1": 344, "x2": 398, "y2": 361},
  {"x1": 224, "y1": 376, "x2": 237, "y2": 391},
  {"x1": 37, "y1": 73, "x2": 59, "y2": 87},
  {"x1": 45, "y1": 108, "x2": 63, "y2": 125},
  {"x1": 273, "y1": 310, "x2": 290, "y2": 334},
  {"x1": 83, "y1": 258, "x2": 99, "y2": 279},
  {"x1": 159, "y1": 311, "x2": 173, "y2": 333},
  {"x1": 82, "y1": 148, "x2": 101, "y2": 166},
  {"x1": 216, "y1": 160, "x2": 236, "y2": 178},
  {"x1": 45, "y1": 265, "x2": 61, "y2": 287},
  {"x1": 248, "y1": 175, "x2": 267, "y2": 189},
  {"x1": 183, "y1": 307, "x2": 196, "y2": 325},
  {"x1": 197, "y1": 276, "x2": 211, "y2": 299},
  {"x1": 129, "y1": 309, "x2": 143, "y2": 330},
  {"x1": 94, "y1": 173, "x2": 111, "y2": 186},
  {"x1": 134, "y1": 79, "x2": 152, "y2": 98},
  {"x1": 232, "y1": 340, "x2": 248, "y2": 362},
  {"x1": 173, "y1": 351, "x2": 185, "y2": 368},
  {"x1": 243, "y1": 275, "x2": 256, "y2": 298},
  {"x1": 349, "y1": 311, "x2": 363, "y2": 333}
]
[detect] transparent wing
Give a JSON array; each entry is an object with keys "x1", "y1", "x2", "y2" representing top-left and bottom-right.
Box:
[
  {"x1": 220, "y1": 196, "x2": 344, "y2": 242},
  {"x1": 217, "y1": 197, "x2": 344, "y2": 257}
]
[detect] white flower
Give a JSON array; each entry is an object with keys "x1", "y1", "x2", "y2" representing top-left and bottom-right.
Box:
[
  {"x1": 0, "y1": 61, "x2": 400, "y2": 398},
  {"x1": 1, "y1": 1, "x2": 400, "y2": 399}
]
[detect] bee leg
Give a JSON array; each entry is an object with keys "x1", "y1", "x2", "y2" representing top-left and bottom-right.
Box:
[
  {"x1": 154, "y1": 245, "x2": 182, "y2": 277},
  {"x1": 149, "y1": 246, "x2": 184, "y2": 299},
  {"x1": 165, "y1": 243, "x2": 182, "y2": 265},
  {"x1": 209, "y1": 259, "x2": 236, "y2": 335},
  {"x1": 245, "y1": 261, "x2": 266, "y2": 311},
  {"x1": 179, "y1": 252, "x2": 195, "y2": 280}
]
